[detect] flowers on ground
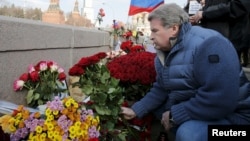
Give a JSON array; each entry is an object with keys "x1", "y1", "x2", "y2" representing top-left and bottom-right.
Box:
[
  {"x1": 68, "y1": 47, "x2": 156, "y2": 140},
  {"x1": 69, "y1": 52, "x2": 126, "y2": 140},
  {"x1": 0, "y1": 96, "x2": 100, "y2": 141},
  {"x1": 13, "y1": 60, "x2": 67, "y2": 108}
]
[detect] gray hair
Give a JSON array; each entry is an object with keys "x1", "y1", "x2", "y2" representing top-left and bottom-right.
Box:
[{"x1": 148, "y1": 3, "x2": 189, "y2": 28}]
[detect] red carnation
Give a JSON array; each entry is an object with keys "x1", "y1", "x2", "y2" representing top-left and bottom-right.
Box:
[
  {"x1": 29, "y1": 71, "x2": 39, "y2": 82},
  {"x1": 19, "y1": 73, "x2": 29, "y2": 82},
  {"x1": 58, "y1": 72, "x2": 66, "y2": 81},
  {"x1": 78, "y1": 57, "x2": 91, "y2": 67},
  {"x1": 95, "y1": 52, "x2": 107, "y2": 59},
  {"x1": 68, "y1": 65, "x2": 85, "y2": 76},
  {"x1": 88, "y1": 55, "x2": 100, "y2": 65}
]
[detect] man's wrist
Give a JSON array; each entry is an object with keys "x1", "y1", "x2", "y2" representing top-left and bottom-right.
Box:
[{"x1": 169, "y1": 111, "x2": 175, "y2": 124}]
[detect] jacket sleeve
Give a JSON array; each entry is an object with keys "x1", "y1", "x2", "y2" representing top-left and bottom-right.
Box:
[
  {"x1": 171, "y1": 35, "x2": 240, "y2": 125},
  {"x1": 202, "y1": 0, "x2": 248, "y2": 21},
  {"x1": 131, "y1": 80, "x2": 168, "y2": 118}
]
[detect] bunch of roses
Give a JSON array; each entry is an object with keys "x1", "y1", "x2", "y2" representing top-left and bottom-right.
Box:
[
  {"x1": 97, "y1": 8, "x2": 105, "y2": 24},
  {"x1": 107, "y1": 51, "x2": 156, "y2": 84},
  {"x1": 0, "y1": 97, "x2": 100, "y2": 141},
  {"x1": 107, "y1": 51, "x2": 156, "y2": 100},
  {"x1": 68, "y1": 52, "x2": 107, "y2": 76},
  {"x1": 120, "y1": 40, "x2": 145, "y2": 53},
  {"x1": 13, "y1": 60, "x2": 67, "y2": 108}
]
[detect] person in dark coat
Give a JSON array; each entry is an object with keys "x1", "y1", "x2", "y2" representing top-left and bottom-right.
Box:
[
  {"x1": 239, "y1": 14, "x2": 250, "y2": 67},
  {"x1": 190, "y1": 0, "x2": 250, "y2": 65}
]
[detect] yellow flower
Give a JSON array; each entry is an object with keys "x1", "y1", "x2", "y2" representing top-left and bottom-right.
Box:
[
  {"x1": 73, "y1": 102, "x2": 79, "y2": 108},
  {"x1": 76, "y1": 128, "x2": 83, "y2": 136},
  {"x1": 40, "y1": 134, "x2": 46, "y2": 141},
  {"x1": 46, "y1": 122, "x2": 54, "y2": 131},
  {"x1": 15, "y1": 113, "x2": 22, "y2": 120},
  {"x1": 9, "y1": 124, "x2": 16, "y2": 132},
  {"x1": 92, "y1": 117, "x2": 100, "y2": 126},
  {"x1": 47, "y1": 115, "x2": 54, "y2": 121},
  {"x1": 65, "y1": 101, "x2": 71, "y2": 107},
  {"x1": 36, "y1": 125, "x2": 43, "y2": 134},
  {"x1": 47, "y1": 131, "x2": 53, "y2": 139},
  {"x1": 69, "y1": 125, "x2": 76, "y2": 133},
  {"x1": 53, "y1": 110, "x2": 59, "y2": 115},
  {"x1": 29, "y1": 136, "x2": 36, "y2": 141},
  {"x1": 41, "y1": 133, "x2": 47, "y2": 138},
  {"x1": 14, "y1": 119, "x2": 20, "y2": 126},
  {"x1": 69, "y1": 132, "x2": 76, "y2": 139},
  {"x1": 45, "y1": 109, "x2": 52, "y2": 116},
  {"x1": 74, "y1": 121, "x2": 81, "y2": 127},
  {"x1": 0, "y1": 115, "x2": 12, "y2": 133}
]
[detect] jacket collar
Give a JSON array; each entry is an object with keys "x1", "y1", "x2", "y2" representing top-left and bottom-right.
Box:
[{"x1": 156, "y1": 22, "x2": 192, "y2": 65}]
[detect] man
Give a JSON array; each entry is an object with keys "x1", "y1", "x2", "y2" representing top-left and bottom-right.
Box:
[{"x1": 121, "y1": 3, "x2": 250, "y2": 141}]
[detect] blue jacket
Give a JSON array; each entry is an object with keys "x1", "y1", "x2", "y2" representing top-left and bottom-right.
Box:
[{"x1": 131, "y1": 22, "x2": 250, "y2": 125}]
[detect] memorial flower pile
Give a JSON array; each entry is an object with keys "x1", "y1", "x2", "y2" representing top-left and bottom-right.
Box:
[
  {"x1": 13, "y1": 60, "x2": 67, "y2": 108},
  {"x1": 68, "y1": 47, "x2": 156, "y2": 140},
  {"x1": 0, "y1": 96, "x2": 100, "y2": 141}
]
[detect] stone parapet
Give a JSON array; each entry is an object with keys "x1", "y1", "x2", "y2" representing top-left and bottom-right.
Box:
[{"x1": 0, "y1": 15, "x2": 111, "y2": 105}]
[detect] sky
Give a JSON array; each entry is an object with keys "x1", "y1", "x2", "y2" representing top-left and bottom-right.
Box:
[{"x1": 6, "y1": 0, "x2": 187, "y2": 26}]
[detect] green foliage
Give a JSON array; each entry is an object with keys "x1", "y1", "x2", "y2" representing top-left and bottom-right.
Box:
[{"x1": 78, "y1": 63, "x2": 126, "y2": 140}]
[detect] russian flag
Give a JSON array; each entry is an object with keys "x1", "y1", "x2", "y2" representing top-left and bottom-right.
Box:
[{"x1": 128, "y1": 0, "x2": 164, "y2": 16}]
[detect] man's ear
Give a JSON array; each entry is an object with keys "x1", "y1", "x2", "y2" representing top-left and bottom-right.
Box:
[{"x1": 172, "y1": 25, "x2": 180, "y2": 36}]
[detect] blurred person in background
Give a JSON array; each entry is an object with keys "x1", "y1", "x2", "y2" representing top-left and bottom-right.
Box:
[{"x1": 190, "y1": 0, "x2": 250, "y2": 66}]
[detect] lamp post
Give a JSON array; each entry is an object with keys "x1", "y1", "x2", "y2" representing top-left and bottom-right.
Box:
[{"x1": 102, "y1": 2, "x2": 117, "y2": 50}]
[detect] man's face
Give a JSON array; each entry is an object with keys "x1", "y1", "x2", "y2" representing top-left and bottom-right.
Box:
[{"x1": 149, "y1": 18, "x2": 177, "y2": 51}]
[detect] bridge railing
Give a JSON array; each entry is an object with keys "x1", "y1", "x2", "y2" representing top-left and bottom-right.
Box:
[{"x1": 0, "y1": 15, "x2": 111, "y2": 105}]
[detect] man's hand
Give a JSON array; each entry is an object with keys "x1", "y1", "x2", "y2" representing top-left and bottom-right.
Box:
[
  {"x1": 161, "y1": 111, "x2": 172, "y2": 132},
  {"x1": 120, "y1": 107, "x2": 136, "y2": 120}
]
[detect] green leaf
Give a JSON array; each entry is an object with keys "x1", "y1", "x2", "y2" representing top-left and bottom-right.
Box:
[
  {"x1": 82, "y1": 85, "x2": 93, "y2": 95},
  {"x1": 95, "y1": 105, "x2": 111, "y2": 115},
  {"x1": 26, "y1": 90, "x2": 34, "y2": 104},
  {"x1": 34, "y1": 93, "x2": 40, "y2": 100},
  {"x1": 104, "y1": 120, "x2": 115, "y2": 130},
  {"x1": 38, "y1": 99, "x2": 44, "y2": 105}
]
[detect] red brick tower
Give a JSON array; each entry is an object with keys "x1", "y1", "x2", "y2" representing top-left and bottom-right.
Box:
[{"x1": 42, "y1": 0, "x2": 65, "y2": 24}]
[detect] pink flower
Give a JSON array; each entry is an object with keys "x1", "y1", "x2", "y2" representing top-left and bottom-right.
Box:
[
  {"x1": 58, "y1": 68, "x2": 64, "y2": 73},
  {"x1": 13, "y1": 80, "x2": 24, "y2": 91},
  {"x1": 50, "y1": 64, "x2": 59, "y2": 72},
  {"x1": 28, "y1": 65, "x2": 35, "y2": 73},
  {"x1": 39, "y1": 62, "x2": 47, "y2": 71}
]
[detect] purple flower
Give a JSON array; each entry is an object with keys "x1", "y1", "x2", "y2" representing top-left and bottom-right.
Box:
[{"x1": 88, "y1": 126, "x2": 100, "y2": 138}]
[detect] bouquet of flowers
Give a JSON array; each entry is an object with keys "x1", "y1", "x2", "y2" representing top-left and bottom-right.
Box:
[
  {"x1": 107, "y1": 51, "x2": 156, "y2": 101},
  {"x1": 97, "y1": 8, "x2": 105, "y2": 25},
  {"x1": 0, "y1": 96, "x2": 100, "y2": 141},
  {"x1": 13, "y1": 60, "x2": 68, "y2": 108},
  {"x1": 69, "y1": 52, "x2": 128, "y2": 140}
]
